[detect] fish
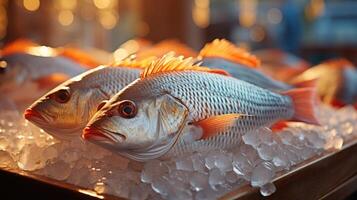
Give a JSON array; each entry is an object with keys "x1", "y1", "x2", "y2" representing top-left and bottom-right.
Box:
[
  {"x1": 291, "y1": 58, "x2": 357, "y2": 106},
  {"x1": 199, "y1": 39, "x2": 293, "y2": 91},
  {"x1": 83, "y1": 53, "x2": 318, "y2": 161},
  {"x1": 0, "y1": 52, "x2": 87, "y2": 91},
  {"x1": 254, "y1": 48, "x2": 310, "y2": 82},
  {"x1": 24, "y1": 57, "x2": 155, "y2": 140}
]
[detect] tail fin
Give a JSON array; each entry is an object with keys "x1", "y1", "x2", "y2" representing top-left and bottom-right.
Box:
[{"x1": 281, "y1": 88, "x2": 320, "y2": 125}]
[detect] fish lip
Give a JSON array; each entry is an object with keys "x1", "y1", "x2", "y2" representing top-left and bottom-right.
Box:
[
  {"x1": 24, "y1": 108, "x2": 46, "y2": 122},
  {"x1": 82, "y1": 126, "x2": 125, "y2": 143}
]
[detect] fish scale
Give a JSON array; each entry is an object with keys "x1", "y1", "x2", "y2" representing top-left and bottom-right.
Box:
[{"x1": 119, "y1": 70, "x2": 294, "y2": 128}]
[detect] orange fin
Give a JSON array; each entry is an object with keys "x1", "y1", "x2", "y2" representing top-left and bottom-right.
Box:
[
  {"x1": 271, "y1": 120, "x2": 289, "y2": 132},
  {"x1": 322, "y1": 58, "x2": 354, "y2": 69},
  {"x1": 192, "y1": 114, "x2": 245, "y2": 139},
  {"x1": 1, "y1": 39, "x2": 38, "y2": 56},
  {"x1": 199, "y1": 39, "x2": 260, "y2": 68},
  {"x1": 112, "y1": 55, "x2": 157, "y2": 70},
  {"x1": 140, "y1": 52, "x2": 231, "y2": 78},
  {"x1": 292, "y1": 78, "x2": 317, "y2": 89},
  {"x1": 58, "y1": 47, "x2": 100, "y2": 68},
  {"x1": 280, "y1": 88, "x2": 320, "y2": 125}
]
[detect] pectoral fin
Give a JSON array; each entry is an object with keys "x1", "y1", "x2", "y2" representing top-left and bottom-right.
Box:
[{"x1": 192, "y1": 113, "x2": 248, "y2": 139}]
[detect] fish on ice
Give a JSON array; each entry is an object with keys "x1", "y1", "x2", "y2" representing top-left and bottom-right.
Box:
[{"x1": 83, "y1": 53, "x2": 318, "y2": 161}]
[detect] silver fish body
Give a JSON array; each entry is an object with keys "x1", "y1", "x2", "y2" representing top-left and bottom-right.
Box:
[{"x1": 201, "y1": 58, "x2": 292, "y2": 91}]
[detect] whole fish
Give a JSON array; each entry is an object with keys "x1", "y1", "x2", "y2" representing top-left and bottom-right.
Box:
[
  {"x1": 24, "y1": 58, "x2": 154, "y2": 140},
  {"x1": 291, "y1": 58, "x2": 357, "y2": 106},
  {"x1": 0, "y1": 52, "x2": 87, "y2": 90},
  {"x1": 83, "y1": 53, "x2": 318, "y2": 161},
  {"x1": 199, "y1": 39, "x2": 292, "y2": 91}
]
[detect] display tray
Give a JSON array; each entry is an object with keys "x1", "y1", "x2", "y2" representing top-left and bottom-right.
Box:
[{"x1": 1, "y1": 141, "x2": 357, "y2": 200}]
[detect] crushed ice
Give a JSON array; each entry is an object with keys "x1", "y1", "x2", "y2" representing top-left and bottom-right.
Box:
[{"x1": 1, "y1": 97, "x2": 357, "y2": 199}]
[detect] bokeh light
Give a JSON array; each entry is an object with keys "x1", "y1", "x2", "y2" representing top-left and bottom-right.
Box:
[
  {"x1": 23, "y1": 0, "x2": 40, "y2": 12},
  {"x1": 58, "y1": 10, "x2": 74, "y2": 26}
]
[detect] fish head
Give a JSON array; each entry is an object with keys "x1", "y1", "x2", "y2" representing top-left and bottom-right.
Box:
[
  {"x1": 24, "y1": 77, "x2": 109, "y2": 139},
  {"x1": 84, "y1": 92, "x2": 189, "y2": 161}
]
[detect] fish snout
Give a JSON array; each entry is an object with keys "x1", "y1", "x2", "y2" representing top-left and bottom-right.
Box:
[
  {"x1": 82, "y1": 126, "x2": 118, "y2": 142},
  {"x1": 24, "y1": 108, "x2": 45, "y2": 121}
]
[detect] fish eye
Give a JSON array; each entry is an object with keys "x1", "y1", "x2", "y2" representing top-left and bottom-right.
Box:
[
  {"x1": 118, "y1": 100, "x2": 137, "y2": 118},
  {"x1": 51, "y1": 89, "x2": 70, "y2": 103},
  {"x1": 97, "y1": 100, "x2": 108, "y2": 111}
]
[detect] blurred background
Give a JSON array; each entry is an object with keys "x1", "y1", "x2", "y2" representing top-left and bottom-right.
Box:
[{"x1": 1, "y1": 0, "x2": 357, "y2": 64}]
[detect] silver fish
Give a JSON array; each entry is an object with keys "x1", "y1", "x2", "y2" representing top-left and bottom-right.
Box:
[{"x1": 83, "y1": 54, "x2": 318, "y2": 161}]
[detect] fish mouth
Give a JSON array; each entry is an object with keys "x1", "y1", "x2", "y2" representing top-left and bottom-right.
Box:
[
  {"x1": 24, "y1": 108, "x2": 46, "y2": 122},
  {"x1": 82, "y1": 126, "x2": 126, "y2": 144}
]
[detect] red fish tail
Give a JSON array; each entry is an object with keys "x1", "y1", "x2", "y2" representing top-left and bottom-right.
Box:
[{"x1": 281, "y1": 88, "x2": 320, "y2": 125}]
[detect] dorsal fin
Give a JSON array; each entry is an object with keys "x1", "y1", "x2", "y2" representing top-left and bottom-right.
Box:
[
  {"x1": 199, "y1": 39, "x2": 260, "y2": 68},
  {"x1": 111, "y1": 55, "x2": 157, "y2": 70},
  {"x1": 140, "y1": 52, "x2": 230, "y2": 78}
]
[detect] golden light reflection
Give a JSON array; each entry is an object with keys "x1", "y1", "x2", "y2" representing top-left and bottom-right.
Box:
[
  {"x1": 267, "y1": 8, "x2": 282, "y2": 24},
  {"x1": 0, "y1": 61, "x2": 7, "y2": 69},
  {"x1": 238, "y1": 0, "x2": 257, "y2": 28},
  {"x1": 93, "y1": 0, "x2": 112, "y2": 9},
  {"x1": 306, "y1": 0, "x2": 325, "y2": 20},
  {"x1": 113, "y1": 48, "x2": 129, "y2": 62},
  {"x1": 23, "y1": 0, "x2": 40, "y2": 12},
  {"x1": 58, "y1": 10, "x2": 74, "y2": 26},
  {"x1": 192, "y1": 0, "x2": 210, "y2": 28},
  {"x1": 78, "y1": 189, "x2": 104, "y2": 199},
  {"x1": 120, "y1": 40, "x2": 140, "y2": 55},
  {"x1": 55, "y1": 0, "x2": 77, "y2": 10},
  {"x1": 99, "y1": 11, "x2": 118, "y2": 30},
  {"x1": 27, "y1": 46, "x2": 58, "y2": 57}
]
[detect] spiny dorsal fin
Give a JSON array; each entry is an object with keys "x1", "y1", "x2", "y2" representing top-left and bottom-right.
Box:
[
  {"x1": 140, "y1": 52, "x2": 230, "y2": 78},
  {"x1": 199, "y1": 39, "x2": 260, "y2": 68},
  {"x1": 111, "y1": 55, "x2": 157, "y2": 70}
]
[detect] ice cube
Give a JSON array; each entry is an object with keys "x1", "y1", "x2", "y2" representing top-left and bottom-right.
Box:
[
  {"x1": 191, "y1": 153, "x2": 207, "y2": 173},
  {"x1": 232, "y1": 153, "x2": 252, "y2": 178},
  {"x1": 242, "y1": 130, "x2": 261, "y2": 147},
  {"x1": 260, "y1": 182, "x2": 277, "y2": 196},
  {"x1": 44, "y1": 160, "x2": 72, "y2": 181},
  {"x1": 251, "y1": 162, "x2": 275, "y2": 187},
  {"x1": 141, "y1": 160, "x2": 168, "y2": 183},
  {"x1": 208, "y1": 168, "x2": 225, "y2": 189},
  {"x1": 151, "y1": 176, "x2": 172, "y2": 197},
  {"x1": 214, "y1": 153, "x2": 232, "y2": 172},
  {"x1": 129, "y1": 184, "x2": 150, "y2": 200},
  {"x1": 225, "y1": 171, "x2": 239, "y2": 184},
  {"x1": 257, "y1": 144, "x2": 274, "y2": 161},
  {"x1": 176, "y1": 157, "x2": 194, "y2": 171},
  {"x1": 189, "y1": 172, "x2": 208, "y2": 191},
  {"x1": 0, "y1": 150, "x2": 16, "y2": 168},
  {"x1": 17, "y1": 144, "x2": 48, "y2": 171}
]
